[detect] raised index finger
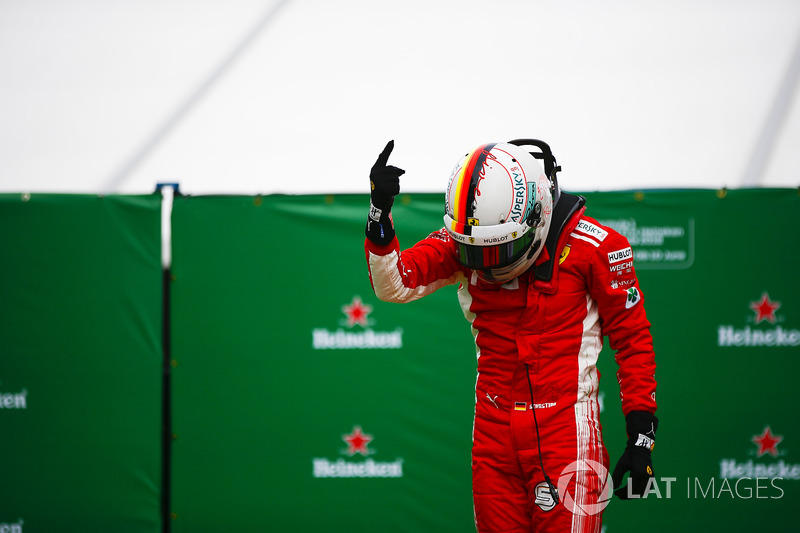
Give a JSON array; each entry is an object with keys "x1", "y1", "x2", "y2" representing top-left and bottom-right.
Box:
[{"x1": 373, "y1": 140, "x2": 395, "y2": 169}]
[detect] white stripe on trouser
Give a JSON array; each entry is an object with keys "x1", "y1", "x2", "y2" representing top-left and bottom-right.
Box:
[
  {"x1": 572, "y1": 294, "x2": 603, "y2": 532},
  {"x1": 571, "y1": 400, "x2": 603, "y2": 533}
]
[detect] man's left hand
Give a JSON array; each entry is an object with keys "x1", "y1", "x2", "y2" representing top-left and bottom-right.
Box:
[{"x1": 612, "y1": 411, "x2": 658, "y2": 499}]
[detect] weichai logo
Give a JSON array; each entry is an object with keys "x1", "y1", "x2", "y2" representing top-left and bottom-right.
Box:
[
  {"x1": 312, "y1": 425, "x2": 404, "y2": 478},
  {"x1": 717, "y1": 292, "x2": 800, "y2": 347},
  {"x1": 312, "y1": 296, "x2": 403, "y2": 350}
]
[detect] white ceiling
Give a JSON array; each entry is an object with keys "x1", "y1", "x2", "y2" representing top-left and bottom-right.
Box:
[{"x1": 1, "y1": 0, "x2": 798, "y2": 195}]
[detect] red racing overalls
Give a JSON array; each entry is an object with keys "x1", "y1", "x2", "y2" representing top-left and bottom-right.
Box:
[{"x1": 365, "y1": 197, "x2": 657, "y2": 533}]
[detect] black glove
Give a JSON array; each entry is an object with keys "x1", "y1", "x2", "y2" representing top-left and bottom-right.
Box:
[
  {"x1": 366, "y1": 140, "x2": 405, "y2": 246},
  {"x1": 612, "y1": 411, "x2": 658, "y2": 500}
]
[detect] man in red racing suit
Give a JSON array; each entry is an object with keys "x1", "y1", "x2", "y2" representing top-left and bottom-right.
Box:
[{"x1": 364, "y1": 140, "x2": 658, "y2": 533}]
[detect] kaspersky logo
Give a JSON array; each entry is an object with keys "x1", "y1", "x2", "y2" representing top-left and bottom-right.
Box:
[
  {"x1": 720, "y1": 425, "x2": 800, "y2": 480},
  {"x1": 312, "y1": 296, "x2": 403, "y2": 350},
  {"x1": 312, "y1": 425, "x2": 404, "y2": 478},
  {"x1": 717, "y1": 292, "x2": 800, "y2": 347}
]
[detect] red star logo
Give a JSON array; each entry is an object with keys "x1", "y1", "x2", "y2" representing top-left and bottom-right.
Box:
[
  {"x1": 750, "y1": 292, "x2": 780, "y2": 324},
  {"x1": 342, "y1": 425, "x2": 373, "y2": 456},
  {"x1": 752, "y1": 426, "x2": 782, "y2": 458},
  {"x1": 342, "y1": 296, "x2": 372, "y2": 327}
]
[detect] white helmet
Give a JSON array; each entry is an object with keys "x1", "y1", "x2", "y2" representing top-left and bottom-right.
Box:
[{"x1": 443, "y1": 141, "x2": 556, "y2": 284}]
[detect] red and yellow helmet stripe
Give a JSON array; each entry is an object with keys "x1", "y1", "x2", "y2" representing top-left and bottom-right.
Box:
[{"x1": 450, "y1": 143, "x2": 497, "y2": 235}]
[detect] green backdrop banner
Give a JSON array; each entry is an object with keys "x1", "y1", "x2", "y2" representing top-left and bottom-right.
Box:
[
  {"x1": 169, "y1": 194, "x2": 477, "y2": 532},
  {"x1": 577, "y1": 188, "x2": 799, "y2": 531},
  {"x1": 169, "y1": 189, "x2": 798, "y2": 532},
  {"x1": 1, "y1": 189, "x2": 798, "y2": 532},
  {"x1": 0, "y1": 194, "x2": 163, "y2": 532}
]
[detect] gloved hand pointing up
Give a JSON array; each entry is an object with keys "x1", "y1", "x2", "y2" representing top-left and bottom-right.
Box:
[{"x1": 366, "y1": 140, "x2": 405, "y2": 245}]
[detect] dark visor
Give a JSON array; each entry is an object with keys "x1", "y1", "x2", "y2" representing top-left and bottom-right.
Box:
[{"x1": 454, "y1": 229, "x2": 536, "y2": 271}]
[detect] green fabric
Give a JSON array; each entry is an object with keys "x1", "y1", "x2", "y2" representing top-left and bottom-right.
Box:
[
  {"x1": 1, "y1": 189, "x2": 797, "y2": 531},
  {"x1": 0, "y1": 193, "x2": 162, "y2": 532}
]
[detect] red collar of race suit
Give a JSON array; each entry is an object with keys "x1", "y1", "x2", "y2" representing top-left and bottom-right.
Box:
[{"x1": 532, "y1": 192, "x2": 586, "y2": 283}]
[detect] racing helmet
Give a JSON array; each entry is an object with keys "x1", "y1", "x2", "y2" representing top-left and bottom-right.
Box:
[{"x1": 443, "y1": 140, "x2": 557, "y2": 283}]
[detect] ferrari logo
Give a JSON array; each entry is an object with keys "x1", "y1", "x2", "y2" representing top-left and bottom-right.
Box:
[
  {"x1": 559, "y1": 245, "x2": 571, "y2": 265},
  {"x1": 468, "y1": 218, "x2": 479, "y2": 226}
]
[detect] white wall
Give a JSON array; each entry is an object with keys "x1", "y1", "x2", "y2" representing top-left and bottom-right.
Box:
[{"x1": 1, "y1": 0, "x2": 798, "y2": 195}]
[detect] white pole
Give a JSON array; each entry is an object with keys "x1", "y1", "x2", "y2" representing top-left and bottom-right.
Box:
[{"x1": 160, "y1": 184, "x2": 175, "y2": 269}]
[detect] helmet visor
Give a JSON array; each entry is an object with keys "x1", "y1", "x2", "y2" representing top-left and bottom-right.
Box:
[{"x1": 454, "y1": 228, "x2": 536, "y2": 270}]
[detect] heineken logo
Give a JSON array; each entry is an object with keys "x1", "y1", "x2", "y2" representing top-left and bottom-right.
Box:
[
  {"x1": 720, "y1": 425, "x2": 800, "y2": 480},
  {"x1": 0, "y1": 520, "x2": 23, "y2": 533},
  {"x1": 717, "y1": 292, "x2": 800, "y2": 347},
  {"x1": 342, "y1": 425, "x2": 373, "y2": 456},
  {"x1": 752, "y1": 426, "x2": 782, "y2": 458},
  {"x1": 0, "y1": 385, "x2": 27, "y2": 410},
  {"x1": 312, "y1": 296, "x2": 403, "y2": 350},
  {"x1": 750, "y1": 293, "x2": 780, "y2": 324},
  {"x1": 312, "y1": 425, "x2": 404, "y2": 479},
  {"x1": 342, "y1": 296, "x2": 372, "y2": 327}
]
